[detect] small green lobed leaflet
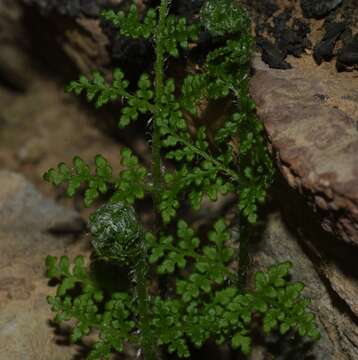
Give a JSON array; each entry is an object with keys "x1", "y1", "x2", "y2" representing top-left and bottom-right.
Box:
[
  {"x1": 43, "y1": 0, "x2": 320, "y2": 359},
  {"x1": 43, "y1": 148, "x2": 148, "y2": 207}
]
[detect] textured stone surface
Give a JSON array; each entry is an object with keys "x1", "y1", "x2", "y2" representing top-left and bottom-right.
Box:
[
  {"x1": 300, "y1": 0, "x2": 343, "y2": 18},
  {"x1": 22, "y1": 0, "x2": 120, "y2": 17},
  {"x1": 246, "y1": 0, "x2": 357, "y2": 71},
  {"x1": 251, "y1": 204, "x2": 358, "y2": 360},
  {"x1": 250, "y1": 54, "x2": 358, "y2": 246},
  {"x1": 0, "y1": 171, "x2": 87, "y2": 360},
  {"x1": 0, "y1": 171, "x2": 85, "y2": 234},
  {"x1": 249, "y1": 56, "x2": 358, "y2": 358}
]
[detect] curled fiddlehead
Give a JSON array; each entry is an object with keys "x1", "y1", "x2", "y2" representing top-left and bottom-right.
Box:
[
  {"x1": 89, "y1": 202, "x2": 143, "y2": 265},
  {"x1": 89, "y1": 202, "x2": 155, "y2": 359}
]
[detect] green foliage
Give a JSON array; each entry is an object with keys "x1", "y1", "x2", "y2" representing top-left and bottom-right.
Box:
[
  {"x1": 66, "y1": 69, "x2": 129, "y2": 109},
  {"x1": 199, "y1": 0, "x2": 251, "y2": 37},
  {"x1": 111, "y1": 148, "x2": 148, "y2": 204},
  {"x1": 46, "y1": 255, "x2": 319, "y2": 359},
  {"x1": 66, "y1": 69, "x2": 155, "y2": 128},
  {"x1": 146, "y1": 225, "x2": 320, "y2": 356},
  {"x1": 43, "y1": 154, "x2": 113, "y2": 207},
  {"x1": 46, "y1": 255, "x2": 135, "y2": 359},
  {"x1": 161, "y1": 15, "x2": 200, "y2": 57},
  {"x1": 102, "y1": 4, "x2": 200, "y2": 57},
  {"x1": 118, "y1": 73, "x2": 154, "y2": 128},
  {"x1": 102, "y1": 5, "x2": 157, "y2": 39},
  {"x1": 44, "y1": 1, "x2": 320, "y2": 359},
  {"x1": 43, "y1": 148, "x2": 148, "y2": 207}
]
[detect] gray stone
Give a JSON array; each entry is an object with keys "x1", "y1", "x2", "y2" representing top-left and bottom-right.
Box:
[
  {"x1": 300, "y1": 0, "x2": 343, "y2": 18},
  {"x1": 0, "y1": 170, "x2": 85, "y2": 238},
  {"x1": 0, "y1": 45, "x2": 34, "y2": 91},
  {"x1": 0, "y1": 171, "x2": 86, "y2": 360}
]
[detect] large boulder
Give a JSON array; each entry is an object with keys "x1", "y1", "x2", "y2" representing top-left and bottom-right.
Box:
[
  {"x1": 249, "y1": 55, "x2": 358, "y2": 359},
  {"x1": 250, "y1": 54, "x2": 358, "y2": 246}
]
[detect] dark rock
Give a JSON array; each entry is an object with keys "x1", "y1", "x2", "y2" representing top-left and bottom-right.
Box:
[
  {"x1": 170, "y1": 0, "x2": 205, "y2": 20},
  {"x1": 23, "y1": 0, "x2": 82, "y2": 16},
  {"x1": 273, "y1": 12, "x2": 311, "y2": 58},
  {"x1": 301, "y1": 0, "x2": 344, "y2": 18},
  {"x1": 324, "y1": 21, "x2": 346, "y2": 39},
  {"x1": 189, "y1": 30, "x2": 227, "y2": 65},
  {"x1": 0, "y1": 45, "x2": 34, "y2": 92},
  {"x1": 23, "y1": 0, "x2": 106, "y2": 17},
  {"x1": 314, "y1": 41, "x2": 335, "y2": 65},
  {"x1": 254, "y1": 6, "x2": 310, "y2": 68},
  {"x1": 110, "y1": 37, "x2": 155, "y2": 85},
  {"x1": 143, "y1": 0, "x2": 205, "y2": 21},
  {"x1": 248, "y1": 0, "x2": 279, "y2": 18},
  {"x1": 313, "y1": 22, "x2": 345, "y2": 64},
  {"x1": 340, "y1": 28, "x2": 353, "y2": 47},
  {"x1": 80, "y1": 0, "x2": 100, "y2": 17},
  {"x1": 257, "y1": 38, "x2": 291, "y2": 69},
  {"x1": 337, "y1": 35, "x2": 358, "y2": 71},
  {"x1": 277, "y1": 26, "x2": 308, "y2": 57}
]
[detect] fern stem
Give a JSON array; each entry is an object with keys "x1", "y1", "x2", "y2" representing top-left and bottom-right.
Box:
[
  {"x1": 151, "y1": 0, "x2": 169, "y2": 226},
  {"x1": 138, "y1": 2, "x2": 171, "y2": 359},
  {"x1": 134, "y1": 244, "x2": 155, "y2": 360},
  {"x1": 169, "y1": 134, "x2": 241, "y2": 182},
  {"x1": 237, "y1": 220, "x2": 250, "y2": 289}
]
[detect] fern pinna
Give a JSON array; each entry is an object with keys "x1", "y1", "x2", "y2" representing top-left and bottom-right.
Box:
[{"x1": 44, "y1": 1, "x2": 320, "y2": 359}]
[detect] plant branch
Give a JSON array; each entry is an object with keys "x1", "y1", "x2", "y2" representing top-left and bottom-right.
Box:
[
  {"x1": 151, "y1": 0, "x2": 169, "y2": 230},
  {"x1": 134, "y1": 243, "x2": 155, "y2": 360}
]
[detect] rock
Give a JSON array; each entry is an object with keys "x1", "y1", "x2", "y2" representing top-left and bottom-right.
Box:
[
  {"x1": 169, "y1": 0, "x2": 206, "y2": 20},
  {"x1": 0, "y1": 171, "x2": 85, "y2": 234},
  {"x1": 20, "y1": 0, "x2": 112, "y2": 77},
  {"x1": 273, "y1": 10, "x2": 311, "y2": 58},
  {"x1": 313, "y1": 22, "x2": 345, "y2": 65},
  {"x1": 250, "y1": 54, "x2": 358, "y2": 245},
  {"x1": 0, "y1": 171, "x2": 86, "y2": 359},
  {"x1": 62, "y1": 16, "x2": 111, "y2": 75},
  {"x1": 253, "y1": 5, "x2": 311, "y2": 70},
  {"x1": 251, "y1": 200, "x2": 358, "y2": 359},
  {"x1": 247, "y1": 0, "x2": 278, "y2": 18},
  {"x1": 16, "y1": 139, "x2": 46, "y2": 164},
  {"x1": 0, "y1": 45, "x2": 34, "y2": 91},
  {"x1": 23, "y1": 0, "x2": 82, "y2": 16},
  {"x1": 80, "y1": 0, "x2": 100, "y2": 17},
  {"x1": 256, "y1": 38, "x2": 291, "y2": 70},
  {"x1": 245, "y1": 0, "x2": 356, "y2": 72},
  {"x1": 300, "y1": 0, "x2": 343, "y2": 18},
  {"x1": 337, "y1": 34, "x2": 358, "y2": 71},
  {"x1": 0, "y1": 1, "x2": 35, "y2": 91}
]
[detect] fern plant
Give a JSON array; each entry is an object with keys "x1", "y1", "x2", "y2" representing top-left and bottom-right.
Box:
[{"x1": 44, "y1": 0, "x2": 320, "y2": 359}]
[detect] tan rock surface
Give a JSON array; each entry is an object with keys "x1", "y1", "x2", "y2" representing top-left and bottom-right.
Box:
[
  {"x1": 250, "y1": 54, "x2": 358, "y2": 245},
  {"x1": 0, "y1": 171, "x2": 90, "y2": 360}
]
